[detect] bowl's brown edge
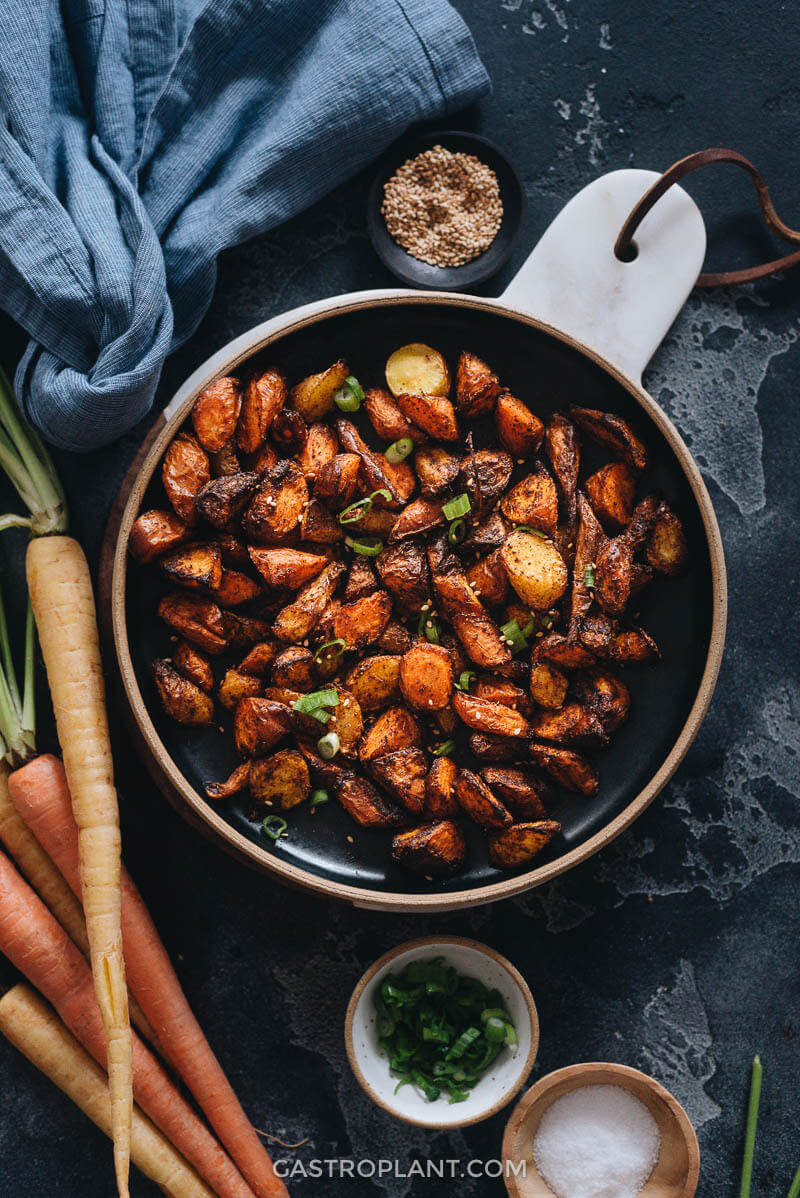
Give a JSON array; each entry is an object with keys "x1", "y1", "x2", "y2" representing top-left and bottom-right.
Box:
[
  {"x1": 105, "y1": 290, "x2": 728, "y2": 912},
  {"x1": 343, "y1": 935, "x2": 539, "y2": 1129}
]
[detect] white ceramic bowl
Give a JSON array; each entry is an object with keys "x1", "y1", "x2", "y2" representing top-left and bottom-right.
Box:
[{"x1": 344, "y1": 936, "x2": 539, "y2": 1129}]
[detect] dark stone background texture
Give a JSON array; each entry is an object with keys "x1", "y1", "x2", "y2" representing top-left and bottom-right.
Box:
[{"x1": 1, "y1": 1, "x2": 799, "y2": 1194}]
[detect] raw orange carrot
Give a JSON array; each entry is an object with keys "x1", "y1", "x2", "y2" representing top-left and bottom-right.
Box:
[
  {"x1": 26, "y1": 535, "x2": 132, "y2": 1196},
  {"x1": 10, "y1": 753, "x2": 288, "y2": 1198},
  {"x1": 0, "y1": 850, "x2": 258, "y2": 1198},
  {"x1": 0, "y1": 984, "x2": 216, "y2": 1198}
]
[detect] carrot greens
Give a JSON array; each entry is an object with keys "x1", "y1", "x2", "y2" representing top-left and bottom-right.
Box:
[{"x1": 0, "y1": 368, "x2": 66, "y2": 535}]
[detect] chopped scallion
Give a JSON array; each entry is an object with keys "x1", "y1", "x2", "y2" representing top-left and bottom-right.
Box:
[
  {"x1": 442, "y1": 493, "x2": 471, "y2": 521},
  {"x1": 515, "y1": 525, "x2": 547, "y2": 538},
  {"x1": 500, "y1": 618, "x2": 529, "y2": 653},
  {"x1": 584, "y1": 564, "x2": 596, "y2": 588},
  {"x1": 455, "y1": 670, "x2": 476, "y2": 692},
  {"x1": 447, "y1": 518, "x2": 467, "y2": 544},
  {"x1": 291, "y1": 688, "x2": 339, "y2": 715},
  {"x1": 317, "y1": 731, "x2": 340, "y2": 760},
  {"x1": 334, "y1": 375, "x2": 364, "y2": 411},
  {"x1": 345, "y1": 535, "x2": 383, "y2": 556},
  {"x1": 261, "y1": 815, "x2": 287, "y2": 841},
  {"x1": 434, "y1": 739, "x2": 456, "y2": 757},
  {"x1": 313, "y1": 638, "x2": 346, "y2": 662},
  {"x1": 338, "y1": 497, "x2": 372, "y2": 524},
  {"x1": 310, "y1": 789, "x2": 329, "y2": 808},
  {"x1": 385, "y1": 437, "x2": 413, "y2": 465}
]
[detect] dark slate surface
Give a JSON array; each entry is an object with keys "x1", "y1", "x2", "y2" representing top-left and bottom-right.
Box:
[{"x1": 2, "y1": 1, "x2": 800, "y2": 1194}]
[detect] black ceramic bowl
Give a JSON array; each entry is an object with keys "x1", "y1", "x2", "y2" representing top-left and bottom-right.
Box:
[{"x1": 366, "y1": 130, "x2": 525, "y2": 290}]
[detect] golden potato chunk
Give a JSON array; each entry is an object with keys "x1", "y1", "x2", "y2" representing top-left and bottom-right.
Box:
[
  {"x1": 395, "y1": 393, "x2": 459, "y2": 442},
  {"x1": 399, "y1": 642, "x2": 453, "y2": 711},
  {"x1": 585, "y1": 462, "x2": 636, "y2": 528},
  {"x1": 158, "y1": 593, "x2": 226, "y2": 654},
  {"x1": 290, "y1": 359, "x2": 349, "y2": 423},
  {"x1": 153, "y1": 659, "x2": 215, "y2": 726},
  {"x1": 162, "y1": 432, "x2": 210, "y2": 526},
  {"x1": 391, "y1": 820, "x2": 467, "y2": 876},
  {"x1": 359, "y1": 706, "x2": 422, "y2": 762},
  {"x1": 345, "y1": 655, "x2": 401, "y2": 712},
  {"x1": 243, "y1": 460, "x2": 308, "y2": 544},
  {"x1": 250, "y1": 749, "x2": 310, "y2": 812},
  {"x1": 495, "y1": 392, "x2": 544, "y2": 456},
  {"x1": 414, "y1": 447, "x2": 461, "y2": 498},
  {"x1": 218, "y1": 668, "x2": 264, "y2": 711},
  {"x1": 334, "y1": 773, "x2": 407, "y2": 828},
  {"x1": 237, "y1": 367, "x2": 286, "y2": 453},
  {"x1": 269, "y1": 646, "x2": 316, "y2": 692},
  {"x1": 646, "y1": 502, "x2": 688, "y2": 576},
  {"x1": 386, "y1": 343, "x2": 450, "y2": 398},
  {"x1": 454, "y1": 770, "x2": 513, "y2": 829},
  {"x1": 425, "y1": 756, "x2": 459, "y2": 819},
  {"x1": 191, "y1": 377, "x2": 242, "y2": 452},
  {"x1": 500, "y1": 529, "x2": 569, "y2": 610},
  {"x1": 455, "y1": 351, "x2": 503, "y2": 418},
  {"x1": 194, "y1": 471, "x2": 260, "y2": 530},
  {"x1": 129, "y1": 509, "x2": 188, "y2": 564},
  {"x1": 327, "y1": 685, "x2": 364, "y2": 760},
  {"x1": 452, "y1": 691, "x2": 531, "y2": 739},
  {"x1": 161, "y1": 543, "x2": 222, "y2": 592},
  {"x1": 334, "y1": 591, "x2": 393, "y2": 651},
  {"x1": 248, "y1": 546, "x2": 328, "y2": 589},
  {"x1": 529, "y1": 661, "x2": 568, "y2": 710},
  {"x1": 371, "y1": 747, "x2": 428, "y2": 815},
  {"x1": 488, "y1": 820, "x2": 561, "y2": 869},
  {"x1": 500, "y1": 466, "x2": 558, "y2": 536},
  {"x1": 377, "y1": 619, "x2": 412, "y2": 655}
]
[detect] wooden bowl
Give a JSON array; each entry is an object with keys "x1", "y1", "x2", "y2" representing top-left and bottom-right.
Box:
[
  {"x1": 501, "y1": 1062, "x2": 700, "y2": 1198},
  {"x1": 344, "y1": 937, "x2": 538, "y2": 1129}
]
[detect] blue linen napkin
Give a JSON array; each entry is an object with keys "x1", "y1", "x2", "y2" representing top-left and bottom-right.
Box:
[{"x1": 0, "y1": 0, "x2": 489, "y2": 451}]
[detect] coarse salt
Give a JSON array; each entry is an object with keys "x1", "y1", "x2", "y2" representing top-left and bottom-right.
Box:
[{"x1": 533, "y1": 1084, "x2": 661, "y2": 1198}]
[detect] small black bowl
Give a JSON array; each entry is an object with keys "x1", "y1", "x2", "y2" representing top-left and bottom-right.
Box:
[{"x1": 366, "y1": 129, "x2": 525, "y2": 291}]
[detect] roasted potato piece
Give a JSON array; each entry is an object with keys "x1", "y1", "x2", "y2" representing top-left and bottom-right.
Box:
[
  {"x1": 218, "y1": 668, "x2": 263, "y2": 710},
  {"x1": 269, "y1": 646, "x2": 316, "y2": 692},
  {"x1": 236, "y1": 368, "x2": 286, "y2": 453},
  {"x1": 464, "y1": 510, "x2": 509, "y2": 554},
  {"x1": 569, "y1": 405, "x2": 646, "y2": 471},
  {"x1": 453, "y1": 691, "x2": 530, "y2": 739},
  {"x1": 479, "y1": 767, "x2": 553, "y2": 820},
  {"x1": 191, "y1": 377, "x2": 242, "y2": 451},
  {"x1": 389, "y1": 498, "x2": 445, "y2": 541},
  {"x1": 645, "y1": 502, "x2": 688, "y2": 575},
  {"x1": 433, "y1": 705, "x2": 457, "y2": 736},
  {"x1": 459, "y1": 449, "x2": 513, "y2": 519},
  {"x1": 158, "y1": 593, "x2": 227, "y2": 654},
  {"x1": 345, "y1": 655, "x2": 401, "y2": 712},
  {"x1": 326, "y1": 685, "x2": 364, "y2": 759},
  {"x1": 214, "y1": 570, "x2": 261, "y2": 607},
  {"x1": 501, "y1": 529, "x2": 569, "y2": 610},
  {"x1": 359, "y1": 706, "x2": 422, "y2": 763},
  {"x1": 290, "y1": 359, "x2": 349, "y2": 423},
  {"x1": 572, "y1": 667, "x2": 631, "y2": 732},
  {"x1": 313, "y1": 453, "x2": 363, "y2": 508},
  {"x1": 425, "y1": 756, "x2": 459, "y2": 819},
  {"x1": 250, "y1": 749, "x2": 311, "y2": 812},
  {"x1": 392, "y1": 820, "x2": 466, "y2": 876},
  {"x1": 297, "y1": 422, "x2": 339, "y2": 481},
  {"x1": 398, "y1": 642, "x2": 453, "y2": 712},
  {"x1": 364, "y1": 387, "x2": 426, "y2": 445},
  {"x1": 578, "y1": 613, "x2": 614, "y2": 657},
  {"x1": 273, "y1": 562, "x2": 345, "y2": 642},
  {"x1": 249, "y1": 546, "x2": 328, "y2": 589},
  {"x1": 210, "y1": 532, "x2": 251, "y2": 569},
  {"x1": 209, "y1": 441, "x2": 241, "y2": 477},
  {"x1": 455, "y1": 351, "x2": 503, "y2": 418},
  {"x1": 386, "y1": 343, "x2": 450, "y2": 398},
  {"x1": 296, "y1": 738, "x2": 349, "y2": 787},
  {"x1": 245, "y1": 443, "x2": 278, "y2": 474},
  {"x1": 494, "y1": 392, "x2": 544, "y2": 457},
  {"x1": 173, "y1": 640, "x2": 214, "y2": 693},
  {"x1": 569, "y1": 492, "x2": 606, "y2": 634},
  {"x1": 234, "y1": 697, "x2": 311, "y2": 757},
  {"x1": 395, "y1": 393, "x2": 458, "y2": 442},
  {"x1": 336, "y1": 419, "x2": 415, "y2": 507},
  {"x1": 243, "y1": 460, "x2": 308, "y2": 544},
  {"x1": 334, "y1": 591, "x2": 392, "y2": 651},
  {"x1": 532, "y1": 632, "x2": 596, "y2": 670},
  {"x1": 153, "y1": 659, "x2": 215, "y2": 726},
  {"x1": 500, "y1": 465, "x2": 558, "y2": 535},
  {"x1": 529, "y1": 661, "x2": 568, "y2": 710},
  {"x1": 585, "y1": 462, "x2": 636, "y2": 529},
  {"x1": 545, "y1": 414, "x2": 580, "y2": 526},
  {"x1": 433, "y1": 558, "x2": 512, "y2": 670},
  {"x1": 238, "y1": 641, "x2": 279, "y2": 676},
  {"x1": 334, "y1": 773, "x2": 407, "y2": 828},
  {"x1": 161, "y1": 543, "x2": 222, "y2": 592},
  {"x1": 378, "y1": 619, "x2": 412, "y2": 655},
  {"x1": 194, "y1": 471, "x2": 260, "y2": 530},
  {"x1": 129, "y1": 509, "x2": 188, "y2": 564},
  {"x1": 529, "y1": 742, "x2": 599, "y2": 795},
  {"x1": 488, "y1": 820, "x2": 561, "y2": 869},
  {"x1": 371, "y1": 747, "x2": 428, "y2": 815},
  {"x1": 465, "y1": 550, "x2": 509, "y2": 607},
  {"x1": 474, "y1": 676, "x2": 533, "y2": 717},
  {"x1": 221, "y1": 610, "x2": 272, "y2": 648},
  {"x1": 162, "y1": 433, "x2": 210, "y2": 526},
  {"x1": 414, "y1": 447, "x2": 461, "y2": 498},
  {"x1": 530, "y1": 702, "x2": 609, "y2": 748},
  {"x1": 454, "y1": 770, "x2": 513, "y2": 829},
  {"x1": 468, "y1": 732, "x2": 521, "y2": 762},
  {"x1": 608, "y1": 626, "x2": 660, "y2": 664},
  {"x1": 350, "y1": 506, "x2": 396, "y2": 538},
  {"x1": 204, "y1": 761, "x2": 251, "y2": 801},
  {"x1": 344, "y1": 556, "x2": 379, "y2": 602},
  {"x1": 300, "y1": 498, "x2": 344, "y2": 544},
  {"x1": 376, "y1": 541, "x2": 430, "y2": 612},
  {"x1": 594, "y1": 496, "x2": 658, "y2": 614},
  {"x1": 272, "y1": 408, "x2": 308, "y2": 456}
]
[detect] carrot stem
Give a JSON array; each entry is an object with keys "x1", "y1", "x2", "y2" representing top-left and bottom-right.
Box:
[
  {"x1": 739, "y1": 1053, "x2": 762, "y2": 1198},
  {"x1": 0, "y1": 368, "x2": 66, "y2": 534}
]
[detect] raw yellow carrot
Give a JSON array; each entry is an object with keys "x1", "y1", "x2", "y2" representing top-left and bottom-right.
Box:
[
  {"x1": 26, "y1": 534, "x2": 132, "y2": 1197},
  {"x1": 0, "y1": 984, "x2": 215, "y2": 1198}
]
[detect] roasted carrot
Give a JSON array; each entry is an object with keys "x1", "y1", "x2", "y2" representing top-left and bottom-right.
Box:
[
  {"x1": 0, "y1": 850, "x2": 257, "y2": 1198},
  {"x1": 25, "y1": 534, "x2": 132, "y2": 1194},
  {"x1": 10, "y1": 753, "x2": 288, "y2": 1198},
  {"x1": 0, "y1": 984, "x2": 215, "y2": 1198}
]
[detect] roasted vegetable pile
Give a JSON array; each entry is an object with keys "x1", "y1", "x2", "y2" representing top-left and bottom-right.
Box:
[{"x1": 130, "y1": 340, "x2": 687, "y2": 878}]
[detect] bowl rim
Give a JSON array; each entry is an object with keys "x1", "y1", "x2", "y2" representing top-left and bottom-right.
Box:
[
  {"x1": 109, "y1": 288, "x2": 727, "y2": 911},
  {"x1": 343, "y1": 935, "x2": 540, "y2": 1129},
  {"x1": 501, "y1": 1061, "x2": 701, "y2": 1198}
]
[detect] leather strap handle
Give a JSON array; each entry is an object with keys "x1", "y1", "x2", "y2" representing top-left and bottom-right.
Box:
[{"x1": 615, "y1": 147, "x2": 800, "y2": 287}]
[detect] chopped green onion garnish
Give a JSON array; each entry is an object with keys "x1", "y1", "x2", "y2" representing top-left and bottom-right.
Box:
[
  {"x1": 541, "y1": 614, "x2": 553, "y2": 630},
  {"x1": 442, "y1": 493, "x2": 471, "y2": 520},
  {"x1": 584, "y1": 564, "x2": 596, "y2": 588},
  {"x1": 417, "y1": 610, "x2": 440, "y2": 644},
  {"x1": 309, "y1": 708, "x2": 330, "y2": 724},
  {"x1": 339, "y1": 497, "x2": 371, "y2": 524},
  {"x1": 447, "y1": 518, "x2": 467, "y2": 544},
  {"x1": 455, "y1": 671, "x2": 476, "y2": 692},
  {"x1": 434, "y1": 740, "x2": 456, "y2": 757},
  {"x1": 515, "y1": 525, "x2": 547, "y2": 538},
  {"x1": 483, "y1": 1016, "x2": 507, "y2": 1044},
  {"x1": 310, "y1": 788, "x2": 329, "y2": 808},
  {"x1": 317, "y1": 731, "x2": 340, "y2": 759},
  {"x1": 333, "y1": 375, "x2": 364, "y2": 411},
  {"x1": 313, "y1": 638, "x2": 346, "y2": 661},
  {"x1": 385, "y1": 437, "x2": 413, "y2": 465},
  {"x1": 261, "y1": 815, "x2": 287, "y2": 841},
  {"x1": 345, "y1": 535, "x2": 383, "y2": 556},
  {"x1": 291, "y1": 688, "x2": 339, "y2": 714},
  {"x1": 368, "y1": 487, "x2": 392, "y2": 504},
  {"x1": 500, "y1": 618, "x2": 529, "y2": 653}
]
